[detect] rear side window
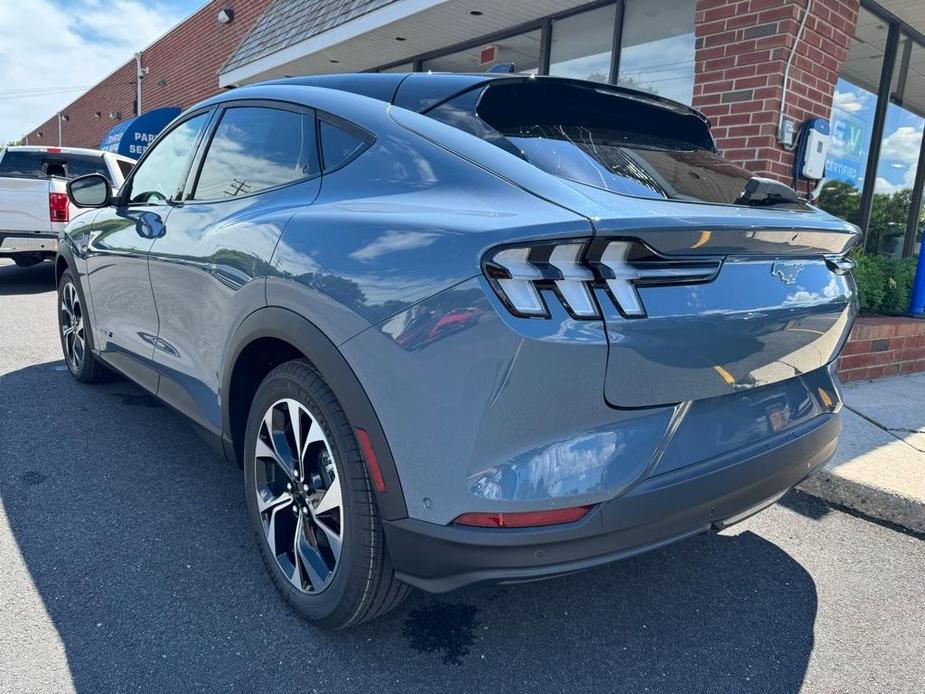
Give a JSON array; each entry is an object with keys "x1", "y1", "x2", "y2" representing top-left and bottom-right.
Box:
[
  {"x1": 429, "y1": 81, "x2": 807, "y2": 210},
  {"x1": 193, "y1": 106, "x2": 318, "y2": 200},
  {"x1": 61, "y1": 155, "x2": 110, "y2": 181},
  {"x1": 0, "y1": 151, "x2": 44, "y2": 177},
  {"x1": 319, "y1": 119, "x2": 369, "y2": 171}
]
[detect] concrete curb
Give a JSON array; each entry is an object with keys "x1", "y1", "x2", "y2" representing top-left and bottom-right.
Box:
[{"x1": 797, "y1": 472, "x2": 925, "y2": 534}]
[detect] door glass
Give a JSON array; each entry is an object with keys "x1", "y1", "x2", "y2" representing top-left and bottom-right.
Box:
[
  {"x1": 618, "y1": 0, "x2": 696, "y2": 105},
  {"x1": 125, "y1": 113, "x2": 209, "y2": 205},
  {"x1": 193, "y1": 106, "x2": 319, "y2": 200},
  {"x1": 549, "y1": 4, "x2": 616, "y2": 83}
]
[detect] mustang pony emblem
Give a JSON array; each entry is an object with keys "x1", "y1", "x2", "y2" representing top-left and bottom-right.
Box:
[{"x1": 771, "y1": 262, "x2": 804, "y2": 285}]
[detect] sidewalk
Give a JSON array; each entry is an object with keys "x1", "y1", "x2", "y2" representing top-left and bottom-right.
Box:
[{"x1": 798, "y1": 372, "x2": 925, "y2": 533}]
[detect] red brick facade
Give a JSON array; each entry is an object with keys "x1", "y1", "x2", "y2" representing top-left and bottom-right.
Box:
[
  {"x1": 24, "y1": 0, "x2": 270, "y2": 149},
  {"x1": 837, "y1": 317, "x2": 925, "y2": 382},
  {"x1": 693, "y1": 0, "x2": 858, "y2": 182}
]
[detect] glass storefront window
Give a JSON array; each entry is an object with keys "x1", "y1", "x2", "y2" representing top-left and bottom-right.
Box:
[
  {"x1": 549, "y1": 4, "x2": 616, "y2": 84},
  {"x1": 379, "y1": 62, "x2": 414, "y2": 73},
  {"x1": 867, "y1": 38, "x2": 925, "y2": 256},
  {"x1": 817, "y1": 9, "x2": 888, "y2": 233},
  {"x1": 617, "y1": 0, "x2": 696, "y2": 105},
  {"x1": 422, "y1": 29, "x2": 541, "y2": 75}
]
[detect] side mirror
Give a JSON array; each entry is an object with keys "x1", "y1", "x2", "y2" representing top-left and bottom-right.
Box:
[{"x1": 67, "y1": 173, "x2": 112, "y2": 208}]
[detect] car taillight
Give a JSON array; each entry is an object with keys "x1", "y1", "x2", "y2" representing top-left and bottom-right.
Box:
[
  {"x1": 482, "y1": 239, "x2": 721, "y2": 320},
  {"x1": 49, "y1": 192, "x2": 69, "y2": 223},
  {"x1": 454, "y1": 505, "x2": 593, "y2": 528}
]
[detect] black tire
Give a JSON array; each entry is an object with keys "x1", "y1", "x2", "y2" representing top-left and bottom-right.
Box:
[
  {"x1": 243, "y1": 359, "x2": 409, "y2": 628},
  {"x1": 57, "y1": 270, "x2": 111, "y2": 383},
  {"x1": 13, "y1": 254, "x2": 44, "y2": 267}
]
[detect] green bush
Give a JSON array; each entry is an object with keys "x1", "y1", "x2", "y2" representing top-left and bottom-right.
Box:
[
  {"x1": 881, "y1": 257, "x2": 917, "y2": 315},
  {"x1": 849, "y1": 250, "x2": 918, "y2": 315},
  {"x1": 851, "y1": 251, "x2": 887, "y2": 313}
]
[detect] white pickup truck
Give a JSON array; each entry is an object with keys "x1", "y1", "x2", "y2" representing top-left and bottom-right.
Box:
[{"x1": 0, "y1": 146, "x2": 135, "y2": 267}]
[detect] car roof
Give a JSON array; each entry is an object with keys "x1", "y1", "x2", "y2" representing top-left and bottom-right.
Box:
[{"x1": 253, "y1": 73, "x2": 708, "y2": 121}]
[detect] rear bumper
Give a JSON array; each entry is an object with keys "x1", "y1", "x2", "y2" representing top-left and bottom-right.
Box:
[
  {"x1": 383, "y1": 412, "x2": 839, "y2": 593},
  {"x1": 0, "y1": 232, "x2": 57, "y2": 255}
]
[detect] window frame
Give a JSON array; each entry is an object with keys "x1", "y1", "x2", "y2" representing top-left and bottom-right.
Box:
[
  {"x1": 117, "y1": 107, "x2": 217, "y2": 207},
  {"x1": 183, "y1": 99, "x2": 323, "y2": 204}
]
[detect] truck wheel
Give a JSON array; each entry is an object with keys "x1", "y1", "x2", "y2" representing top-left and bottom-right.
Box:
[{"x1": 13, "y1": 254, "x2": 44, "y2": 267}]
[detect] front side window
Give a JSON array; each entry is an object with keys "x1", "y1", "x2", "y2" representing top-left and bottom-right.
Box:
[
  {"x1": 125, "y1": 113, "x2": 210, "y2": 205},
  {"x1": 193, "y1": 106, "x2": 318, "y2": 200}
]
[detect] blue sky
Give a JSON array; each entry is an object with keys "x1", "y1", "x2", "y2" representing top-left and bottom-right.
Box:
[{"x1": 0, "y1": 0, "x2": 205, "y2": 143}]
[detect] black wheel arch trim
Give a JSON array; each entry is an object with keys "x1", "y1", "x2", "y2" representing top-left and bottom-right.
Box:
[
  {"x1": 221, "y1": 306, "x2": 408, "y2": 520},
  {"x1": 55, "y1": 244, "x2": 99, "y2": 353}
]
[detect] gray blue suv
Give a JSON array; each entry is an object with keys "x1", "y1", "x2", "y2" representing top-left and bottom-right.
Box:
[{"x1": 57, "y1": 74, "x2": 859, "y2": 628}]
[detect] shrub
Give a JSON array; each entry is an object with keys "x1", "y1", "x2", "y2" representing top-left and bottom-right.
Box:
[
  {"x1": 849, "y1": 250, "x2": 918, "y2": 315},
  {"x1": 850, "y1": 250, "x2": 887, "y2": 314}
]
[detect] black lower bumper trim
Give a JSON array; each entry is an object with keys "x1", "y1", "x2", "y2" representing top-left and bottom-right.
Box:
[{"x1": 383, "y1": 413, "x2": 839, "y2": 593}]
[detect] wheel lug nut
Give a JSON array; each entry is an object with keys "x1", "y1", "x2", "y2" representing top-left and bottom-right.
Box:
[
  {"x1": 286, "y1": 483, "x2": 292, "y2": 491},
  {"x1": 302, "y1": 484, "x2": 309, "y2": 492}
]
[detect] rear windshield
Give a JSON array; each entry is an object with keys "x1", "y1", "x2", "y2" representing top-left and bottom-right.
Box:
[
  {"x1": 0, "y1": 150, "x2": 111, "y2": 182},
  {"x1": 427, "y1": 81, "x2": 807, "y2": 210}
]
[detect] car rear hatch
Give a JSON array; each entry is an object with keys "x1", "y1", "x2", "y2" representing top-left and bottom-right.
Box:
[{"x1": 419, "y1": 77, "x2": 860, "y2": 408}]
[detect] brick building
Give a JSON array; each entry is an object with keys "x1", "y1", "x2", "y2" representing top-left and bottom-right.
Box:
[{"x1": 22, "y1": 0, "x2": 925, "y2": 258}]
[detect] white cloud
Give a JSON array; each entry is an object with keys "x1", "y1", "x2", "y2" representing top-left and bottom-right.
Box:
[
  {"x1": 879, "y1": 125, "x2": 925, "y2": 166},
  {"x1": 0, "y1": 0, "x2": 187, "y2": 143},
  {"x1": 832, "y1": 89, "x2": 868, "y2": 114}
]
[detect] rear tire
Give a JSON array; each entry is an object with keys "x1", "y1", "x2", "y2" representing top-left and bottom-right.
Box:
[
  {"x1": 57, "y1": 270, "x2": 110, "y2": 383},
  {"x1": 243, "y1": 359, "x2": 409, "y2": 628},
  {"x1": 13, "y1": 254, "x2": 44, "y2": 267}
]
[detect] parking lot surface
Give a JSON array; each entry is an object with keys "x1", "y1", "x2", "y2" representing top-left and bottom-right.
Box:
[{"x1": 1, "y1": 259, "x2": 923, "y2": 694}]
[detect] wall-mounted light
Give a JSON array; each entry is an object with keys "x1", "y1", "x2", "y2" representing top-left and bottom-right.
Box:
[
  {"x1": 94, "y1": 111, "x2": 102, "y2": 119},
  {"x1": 37, "y1": 131, "x2": 43, "y2": 138},
  {"x1": 61, "y1": 114, "x2": 70, "y2": 122},
  {"x1": 217, "y1": 8, "x2": 234, "y2": 24},
  {"x1": 109, "y1": 111, "x2": 121, "y2": 120},
  {"x1": 157, "y1": 78, "x2": 168, "y2": 87}
]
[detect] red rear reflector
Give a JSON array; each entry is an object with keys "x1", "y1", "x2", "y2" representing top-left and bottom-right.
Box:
[
  {"x1": 454, "y1": 505, "x2": 593, "y2": 528},
  {"x1": 49, "y1": 192, "x2": 69, "y2": 223},
  {"x1": 355, "y1": 427, "x2": 386, "y2": 493}
]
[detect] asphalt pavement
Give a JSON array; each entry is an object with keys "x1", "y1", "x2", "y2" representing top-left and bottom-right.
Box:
[{"x1": 1, "y1": 258, "x2": 923, "y2": 694}]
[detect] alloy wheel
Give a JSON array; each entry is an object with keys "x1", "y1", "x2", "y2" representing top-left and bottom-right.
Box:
[
  {"x1": 253, "y1": 398, "x2": 344, "y2": 594},
  {"x1": 60, "y1": 281, "x2": 85, "y2": 372}
]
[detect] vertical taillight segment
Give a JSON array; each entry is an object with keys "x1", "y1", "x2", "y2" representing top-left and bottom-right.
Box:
[{"x1": 49, "y1": 192, "x2": 69, "y2": 223}]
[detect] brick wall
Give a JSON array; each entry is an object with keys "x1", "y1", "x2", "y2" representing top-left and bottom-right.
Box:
[
  {"x1": 838, "y1": 317, "x2": 925, "y2": 382},
  {"x1": 24, "y1": 0, "x2": 271, "y2": 149},
  {"x1": 692, "y1": 0, "x2": 858, "y2": 183}
]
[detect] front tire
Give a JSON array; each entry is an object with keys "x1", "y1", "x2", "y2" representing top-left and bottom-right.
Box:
[
  {"x1": 243, "y1": 359, "x2": 409, "y2": 628},
  {"x1": 57, "y1": 270, "x2": 110, "y2": 383}
]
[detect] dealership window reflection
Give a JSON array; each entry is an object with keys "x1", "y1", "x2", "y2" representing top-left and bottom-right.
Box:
[
  {"x1": 422, "y1": 30, "x2": 541, "y2": 75},
  {"x1": 617, "y1": 0, "x2": 696, "y2": 105},
  {"x1": 549, "y1": 4, "x2": 616, "y2": 83}
]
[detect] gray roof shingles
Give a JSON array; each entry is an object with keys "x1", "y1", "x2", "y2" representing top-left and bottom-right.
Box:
[{"x1": 221, "y1": 0, "x2": 400, "y2": 74}]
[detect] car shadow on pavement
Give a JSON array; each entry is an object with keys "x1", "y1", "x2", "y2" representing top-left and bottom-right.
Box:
[
  {"x1": 0, "y1": 361, "x2": 818, "y2": 694},
  {"x1": 0, "y1": 259, "x2": 56, "y2": 296}
]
